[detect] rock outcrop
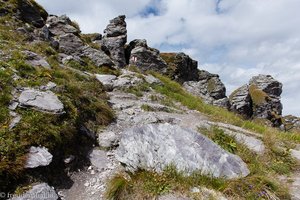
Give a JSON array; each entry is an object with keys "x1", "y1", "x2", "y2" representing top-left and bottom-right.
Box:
[
  {"x1": 10, "y1": 183, "x2": 58, "y2": 200},
  {"x1": 283, "y1": 115, "x2": 300, "y2": 132},
  {"x1": 101, "y1": 15, "x2": 127, "y2": 68},
  {"x1": 116, "y1": 123, "x2": 250, "y2": 179},
  {"x1": 249, "y1": 75, "x2": 283, "y2": 119},
  {"x1": 46, "y1": 15, "x2": 80, "y2": 36},
  {"x1": 160, "y1": 52, "x2": 199, "y2": 83},
  {"x1": 183, "y1": 70, "x2": 229, "y2": 108},
  {"x1": 18, "y1": 88, "x2": 64, "y2": 114},
  {"x1": 126, "y1": 39, "x2": 168, "y2": 73},
  {"x1": 23, "y1": 50, "x2": 50, "y2": 69},
  {"x1": 230, "y1": 75, "x2": 283, "y2": 126},
  {"x1": 25, "y1": 146, "x2": 53, "y2": 168},
  {"x1": 45, "y1": 15, "x2": 113, "y2": 67},
  {"x1": 16, "y1": 0, "x2": 48, "y2": 28},
  {"x1": 229, "y1": 85, "x2": 252, "y2": 117}
]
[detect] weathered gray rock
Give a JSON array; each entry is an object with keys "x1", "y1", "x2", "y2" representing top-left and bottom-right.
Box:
[
  {"x1": 126, "y1": 39, "x2": 168, "y2": 73},
  {"x1": 160, "y1": 52, "x2": 199, "y2": 83},
  {"x1": 145, "y1": 74, "x2": 161, "y2": 85},
  {"x1": 203, "y1": 121, "x2": 265, "y2": 155},
  {"x1": 16, "y1": 0, "x2": 48, "y2": 28},
  {"x1": 46, "y1": 15, "x2": 80, "y2": 36},
  {"x1": 183, "y1": 71, "x2": 229, "y2": 109},
  {"x1": 116, "y1": 123, "x2": 250, "y2": 179},
  {"x1": 25, "y1": 146, "x2": 53, "y2": 168},
  {"x1": 18, "y1": 89, "x2": 64, "y2": 114},
  {"x1": 81, "y1": 46, "x2": 114, "y2": 67},
  {"x1": 58, "y1": 33, "x2": 84, "y2": 55},
  {"x1": 249, "y1": 75, "x2": 283, "y2": 120},
  {"x1": 10, "y1": 183, "x2": 58, "y2": 200},
  {"x1": 229, "y1": 84, "x2": 252, "y2": 118},
  {"x1": 98, "y1": 131, "x2": 119, "y2": 148},
  {"x1": 102, "y1": 15, "x2": 127, "y2": 68},
  {"x1": 9, "y1": 111, "x2": 21, "y2": 130},
  {"x1": 230, "y1": 74, "x2": 283, "y2": 126},
  {"x1": 283, "y1": 115, "x2": 300, "y2": 132},
  {"x1": 23, "y1": 50, "x2": 50, "y2": 69},
  {"x1": 40, "y1": 82, "x2": 57, "y2": 91},
  {"x1": 88, "y1": 149, "x2": 109, "y2": 170},
  {"x1": 291, "y1": 149, "x2": 300, "y2": 161},
  {"x1": 112, "y1": 73, "x2": 143, "y2": 89},
  {"x1": 95, "y1": 74, "x2": 117, "y2": 91}
]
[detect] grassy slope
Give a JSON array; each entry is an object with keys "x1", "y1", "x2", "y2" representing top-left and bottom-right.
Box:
[
  {"x1": 0, "y1": 6, "x2": 115, "y2": 192},
  {"x1": 105, "y1": 72, "x2": 299, "y2": 200}
]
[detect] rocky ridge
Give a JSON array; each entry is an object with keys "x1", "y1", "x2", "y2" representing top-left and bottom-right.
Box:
[{"x1": 1, "y1": 1, "x2": 300, "y2": 200}]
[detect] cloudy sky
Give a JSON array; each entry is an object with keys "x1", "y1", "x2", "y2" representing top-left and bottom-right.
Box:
[{"x1": 36, "y1": 0, "x2": 300, "y2": 116}]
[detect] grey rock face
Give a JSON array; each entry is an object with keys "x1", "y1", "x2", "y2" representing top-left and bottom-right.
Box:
[
  {"x1": 81, "y1": 46, "x2": 114, "y2": 67},
  {"x1": 283, "y1": 115, "x2": 300, "y2": 132},
  {"x1": 145, "y1": 74, "x2": 162, "y2": 85},
  {"x1": 25, "y1": 146, "x2": 53, "y2": 168},
  {"x1": 249, "y1": 75, "x2": 283, "y2": 119},
  {"x1": 18, "y1": 89, "x2": 64, "y2": 114},
  {"x1": 102, "y1": 15, "x2": 127, "y2": 68},
  {"x1": 230, "y1": 74, "x2": 283, "y2": 125},
  {"x1": 98, "y1": 131, "x2": 119, "y2": 148},
  {"x1": 23, "y1": 50, "x2": 50, "y2": 69},
  {"x1": 229, "y1": 84, "x2": 253, "y2": 118},
  {"x1": 10, "y1": 183, "x2": 58, "y2": 200},
  {"x1": 46, "y1": 15, "x2": 80, "y2": 36},
  {"x1": 9, "y1": 111, "x2": 21, "y2": 130},
  {"x1": 58, "y1": 33, "x2": 84, "y2": 55},
  {"x1": 88, "y1": 149, "x2": 109, "y2": 170},
  {"x1": 126, "y1": 39, "x2": 168, "y2": 73},
  {"x1": 16, "y1": 0, "x2": 48, "y2": 28},
  {"x1": 116, "y1": 123, "x2": 250, "y2": 179},
  {"x1": 160, "y1": 52, "x2": 199, "y2": 83},
  {"x1": 95, "y1": 74, "x2": 117, "y2": 91},
  {"x1": 249, "y1": 74, "x2": 282, "y2": 96},
  {"x1": 183, "y1": 71, "x2": 229, "y2": 109}
]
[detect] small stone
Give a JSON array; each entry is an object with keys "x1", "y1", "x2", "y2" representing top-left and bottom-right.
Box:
[
  {"x1": 25, "y1": 146, "x2": 53, "y2": 168},
  {"x1": 40, "y1": 82, "x2": 57, "y2": 90},
  {"x1": 64, "y1": 155, "x2": 75, "y2": 164},
  {"x1": 191, "y1": 187, "x2": 200, "y2": 193},
  {"x1": 88, "y1": 149, "x2": 109, "y2": 170}
]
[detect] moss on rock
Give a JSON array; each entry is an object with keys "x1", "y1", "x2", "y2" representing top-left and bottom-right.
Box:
[{"x1": 249, "y1": 84, "x2": 269, "y2": 106}]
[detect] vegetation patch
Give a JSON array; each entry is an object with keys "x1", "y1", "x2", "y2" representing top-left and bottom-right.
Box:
[
  {"x1": 152, "y1": 73, "x2": 300, "y2": 142},
  {"x1": 0, "y1": 52, "x2": 114, "y2": 192},
  {"x1": 249, "y1": 84, "x2": 268, "y2": 106},
  {"x1": 207, "y1": 78, "x2": 217, "y2": 93}
]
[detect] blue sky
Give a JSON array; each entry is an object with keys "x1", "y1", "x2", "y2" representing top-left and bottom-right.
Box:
[{"x1": 36, "y1": 0, "x2": 300, "y2": 116}]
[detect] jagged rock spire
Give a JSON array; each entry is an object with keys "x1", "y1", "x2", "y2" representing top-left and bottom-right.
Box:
[{"x1": 102, "y1": 15, "x2": 127, "y2": 68}]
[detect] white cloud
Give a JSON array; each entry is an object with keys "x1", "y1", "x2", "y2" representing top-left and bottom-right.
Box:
[{"x1": 36, "y1": 0, "x2": 300, "y2": 116}]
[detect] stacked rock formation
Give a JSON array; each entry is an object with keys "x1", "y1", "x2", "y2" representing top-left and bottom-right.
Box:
[
  {"x1": 230, "y1": 75, "x2": 283, "y2": 126},
  {"x1": 101, "y1": 15, "x2": 127, "y2": 68}
]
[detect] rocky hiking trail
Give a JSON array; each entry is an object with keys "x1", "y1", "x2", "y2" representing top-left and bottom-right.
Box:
[
  {"x1": 2, "y1": 1, "x2": 300, "y2": 199},
  {"x1": 56, "y1": 70, "x2": 295, "y2": 200}
]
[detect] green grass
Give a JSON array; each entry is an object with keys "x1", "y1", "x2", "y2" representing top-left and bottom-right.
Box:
[
  {"x1": 141, "y1": 104, "x2": 156, "y2": 112},
  {"x1": 122, "y1": 82, "x2": 150, "y2": 97},
  {"x1": 152, "y1": 73, "x2": 300, "y2": 143},
  {"x1": 106, "y1": 163, "x2": 290, "y2": 200},
  {"x1": 0, "y1": 53, "x2": 114, "y2": 192}
]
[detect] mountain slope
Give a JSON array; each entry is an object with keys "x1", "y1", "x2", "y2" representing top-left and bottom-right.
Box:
[{"x1": 0, "y1": 1, "x2": 300, "y2": 200}]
